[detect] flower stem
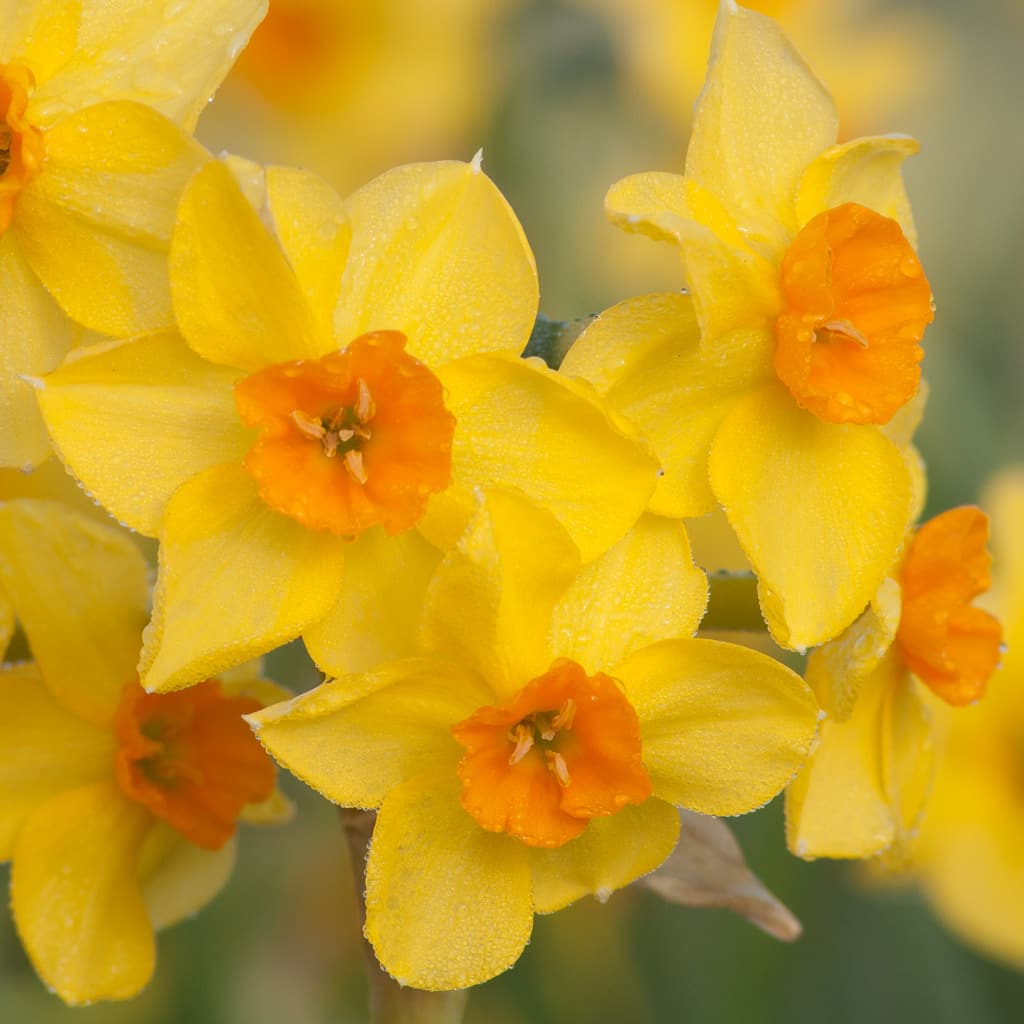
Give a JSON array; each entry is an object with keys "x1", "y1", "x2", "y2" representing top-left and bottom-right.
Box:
[{"x1": 339, "y1": 808, "x2": 469, "y2": 1024}]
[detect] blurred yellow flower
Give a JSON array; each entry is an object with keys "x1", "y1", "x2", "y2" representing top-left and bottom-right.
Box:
[
  {"x1": 572, "y1": 0, "x2": 946, "y2": 139},
  {"x1": 38, "y1": 156, "x2": 657, "y2": 693},
  {"x1": 249, "y1": 488, "x2": 819, "y2": 990},
  {"x1": 786, "y1": 506, "x2": 1002, "y2": 861},
  {"x1": 0, "y1": 0, "x2": 267, "y2": 469},
  {"x1": 0, "y1": 499, "x2": 289, "y2": 1005},
  {"x1": 915, "y1": 470, "x2": 1024, "y2": 967},
  {"x1": 580, "y1": 0, "x2": 933, "y2": 651},
  {"x1": 198, "y1": 0, "x2": 515, "y2": 196}
]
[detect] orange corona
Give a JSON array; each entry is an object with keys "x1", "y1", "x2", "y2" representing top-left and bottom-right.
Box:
[
  {"x1": 897, "y1": 506, "x2": 1003, "y2": 706},
  {"x1": 773, "y1": 202, "x2": 933, "y2": 425},
  {"x1": 0, "y1": 64, "x2": 45, "y2": 235},
  {"x1": 452, "y1": 659, "x2": 652, "y2": 848},
  {"x1": 114, "y1": 679, "x2": 275, "y2": 849},
  {"x1": 234, "y1": 330, "x2": 455, "y2": 537}
]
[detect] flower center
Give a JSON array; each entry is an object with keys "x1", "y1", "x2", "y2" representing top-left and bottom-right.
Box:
[
  {"x1": 773, "y1": 202, "x2": 933, "y2": 424},
  {"x1": 896, "y1": 506, "x2": 1003, "y2": 706},
  {"x1": 232, "y1": 0, "x2": 357, "y2": 109},
  {"x1": 114, "y1": 679, "x2": 276, "y2": 850},
  {"x1": 451, "y1": 659, "x2": 652, "y2": 848},
  {"x1": 0, "y1": 64, "x2": 45, "y2": 236},
  {"x1": 234, "y1": 330, "x2": 455, "y2": 537}
]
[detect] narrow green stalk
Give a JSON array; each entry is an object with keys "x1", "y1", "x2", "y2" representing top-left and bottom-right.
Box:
[{"x1": 339, "y1": 808, "x2": 469, "y2": 1024}]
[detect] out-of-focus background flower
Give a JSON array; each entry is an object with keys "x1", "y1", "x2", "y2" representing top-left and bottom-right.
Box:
[{"x1": 3, "y1": 0, "x2": 1023, "y2": 1019}]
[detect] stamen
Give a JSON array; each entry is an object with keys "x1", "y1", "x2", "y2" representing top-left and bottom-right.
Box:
[
  {"x1": 355, "y1": 377, "x2": 375, "y2": 423},
  {"x1": 547, "y1": 750, "x2": 572, "y2": 787},
  {"x1": 821, "y1": 319, "x2": 870, "y2": 348},
  {"x1": 508, "y1": 724, "x2": 535, "y2": 766},
  {"x1": 551, "y1": 697, "x2": 577, "y2": 732},
  {"x1": 344, "y1": 449, "x2": 367, "y2": 484},
  {"x1": 290, "y1": 409, "x2": 326, "y2": 440}
]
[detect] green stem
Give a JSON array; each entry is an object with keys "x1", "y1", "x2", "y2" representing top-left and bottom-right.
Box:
[
  {"x1": 339, "y1": 808, "x2": 469, "y2": 1024},
  {"x1": 522, "y1": 313, "x2": 596, "y2": 369},
  {"x1": 701, "y1": 571, "x2": 765, "y2": 632}
]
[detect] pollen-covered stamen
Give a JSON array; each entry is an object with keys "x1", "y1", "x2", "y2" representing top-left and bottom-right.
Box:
[
  {"x1": 896, "y1": 506, "x2": 1003, "y2": 706},
  {"x1": 773, "y1": 202, "x2": 933, "y2": 425},
  {"x1": 452, "y1": 659, "x2": 651, "y2": 848},
  {"x1": 234, "y1": 331, "x2": 456, "y2": 536},
  {"x1": 114, "y1": 678, "x2": 276, "y2": 850}
]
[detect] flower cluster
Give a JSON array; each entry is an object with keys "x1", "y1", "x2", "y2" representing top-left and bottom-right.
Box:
[{"x1": 0, "y1": 0, "x2": 1008, "y2": 1008}]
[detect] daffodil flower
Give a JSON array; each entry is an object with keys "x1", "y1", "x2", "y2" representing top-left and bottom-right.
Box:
[
  {"x1": 0, "y1": 0, "x2": 267, "y2": 469},
  {"x1": 0, "y1": 498, "x2": 289, "y2": 1005},
  {"x1": 248, "y1": 488, "x2": 819, "y2": 990},
  {"x1": 915, "y1": 470, "x2": 1024, "y2": 967},
  {"x1": 38, "y1": 156, "x2": 658, "y2": 693},
  {"x1": 786, "y1": 506, "x2": 1002, "y2": 860},
  {"x1": 569, "y1": 0, "x2": 934, "y2": 650}
]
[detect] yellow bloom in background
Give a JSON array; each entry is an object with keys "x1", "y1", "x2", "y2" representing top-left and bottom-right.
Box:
[
  {"x1": 0, "y1": 499, "x2": 289, "y2": 1005},
  {"x1": 0, "y1": 0, "x2": 268, "y2": 469},
  {"x1": 570, "y1": 0, "x2": 947, "y2": 140},
  {"x1": 38, "y1": 156, "x2": 657, "y2": 694},
  {"x1": 573, "y1": 0, "x2": 934, "y2": 651},
  {"x1": 915, "y1": 469, "x2": 1024, "y2": 968},
  {"x1": 197, "y1": 0, "x2": 515, "y2": 196},
  {"x1": 249, "y1": 488, "x2": 820, "y2": 990},
  {"x1": 786, "y1": 506, "x2": 1002, "y2": 861}
]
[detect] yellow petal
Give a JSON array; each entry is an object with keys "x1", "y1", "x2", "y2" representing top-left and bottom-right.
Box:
[
  {"x1": 11, "y1": 782, "x2": 154, "y2": 1005},
  {"x1": 0, "y1": 235, "x2": 76, "y2": 469},
  {"x1": 785, "y1": 653, "x2": 916, "y2": 860},
  {"x1": 422, "y1": 488, "x2": 579, "y2": 700},
  {"x1": 686, "y1": 0, "x2": 837, "y2": 246},
  {"x1": 604, "y1": 175, "x2": 781, "y2": 347},
  {"x1": 30, "y1": 0, "x2": 267, "y2": 132},
  {"x1": 303, "y1": 527, "x2": 442, "y2": 676},
  {"x1": 806, "y1": 576, "x2": 902, "y2": 722},
  {"x1": 3, "y1": 0, "x2": 78, "y2": 95},
  {"x1": 0, "y1": 663, "x2": 114, "y2": 860},
  {"x1": 170, "y1": 159, "x2": 324, "y2": 370},
  {"x1": 38, "y1": 331, "x2": 252, "y2": 536},
  {"x1": 15, "y1": 102, "x2": 207, "y2": 337},
  {"x1": 425, "y1": 353, "x2": 658, "y2": 561},
  {"x1": 266, "y1": 165, "x2": 351, "y2": 339},
  {"x1": 249, "y1": 658, "x2": 489, "y2": 809},
  {"x1": 709, "y1": 384, "x2": 913, "y2": 651},
  {"x1": 365, "y1": 770, "x2": 533, "y2": 990},
  {"x1": 137, "y1": 823, "x2": 236, "y2": 931},
  {"x1": 335, "y1": 159, "x2": 538, "y2": 367},
  {"x1": 139, "y1": 463, "x2": 347, "y2": 693},
  {"x1": 796, "y1": 135, "x2": 920, "y2": 247},
  {"x1": 561, "y1": 292, "x2": 766, "y2": 517},
  {"x1": 614, "y1": 638, "x2": 819, "y2": 816},
  {"x1": 550, "y1": 513, "x2": 707, "y2": 670},
  {"x1": 0, "y1": 499, "x2": 148, "y2": 726},
  {"x1": 530, "y1": 798, "x2": 680, "y2": 913}
]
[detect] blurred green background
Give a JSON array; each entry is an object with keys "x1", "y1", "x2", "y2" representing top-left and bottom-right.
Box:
[{"x1": 3, "y1": 0, "x2": 1023, "y2": 1019}]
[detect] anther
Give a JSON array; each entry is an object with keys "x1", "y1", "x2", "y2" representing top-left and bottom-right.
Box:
[
  {"x1": 821, "y1": 319, "x2": 870, "y2": 348},
  {"x1": 551, "y1": 698, "x2": 576, "y2": 732},
  {"x1": 547, "y1": 750, "x2": 572, "y2": 787},
  {"x1": 344, "y1": 449, "x2": 367, "y2": 484},
  {"x1": 508, "y1": 724, "x2": 535, "y2": 766},
  {"x1": 290, "y1": 409, "x2": 326, "y2": 440},
  {"x1": 355, "y1": 378, "x2": 375, "y2": 423}
]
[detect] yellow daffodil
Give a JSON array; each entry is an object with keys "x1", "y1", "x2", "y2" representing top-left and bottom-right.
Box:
[
  {"x1": 914, "y1": 470, "x2": 1024, "y2": 967},
  {"x1": 567, "y1": 0, "x2": 934, "y2": 651},
  {"x1": 786, "y1": 506, "x2": 1002, "y2": 861},
  {"x1": 199, "y1": 0, "x2": 514, "y2": 196},
  {"x1": 249, "y1": 487, "x2": 820, "y2": 990},
  {"x1": 0, "y1": 0, "x2": 268, "y2": 469},
  {"x1": 38, "y1": 156, "x2": 658, "y2": 693},
  {"x1": 0, "y1": 498, "x2": 289, "y2": 1005}
]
